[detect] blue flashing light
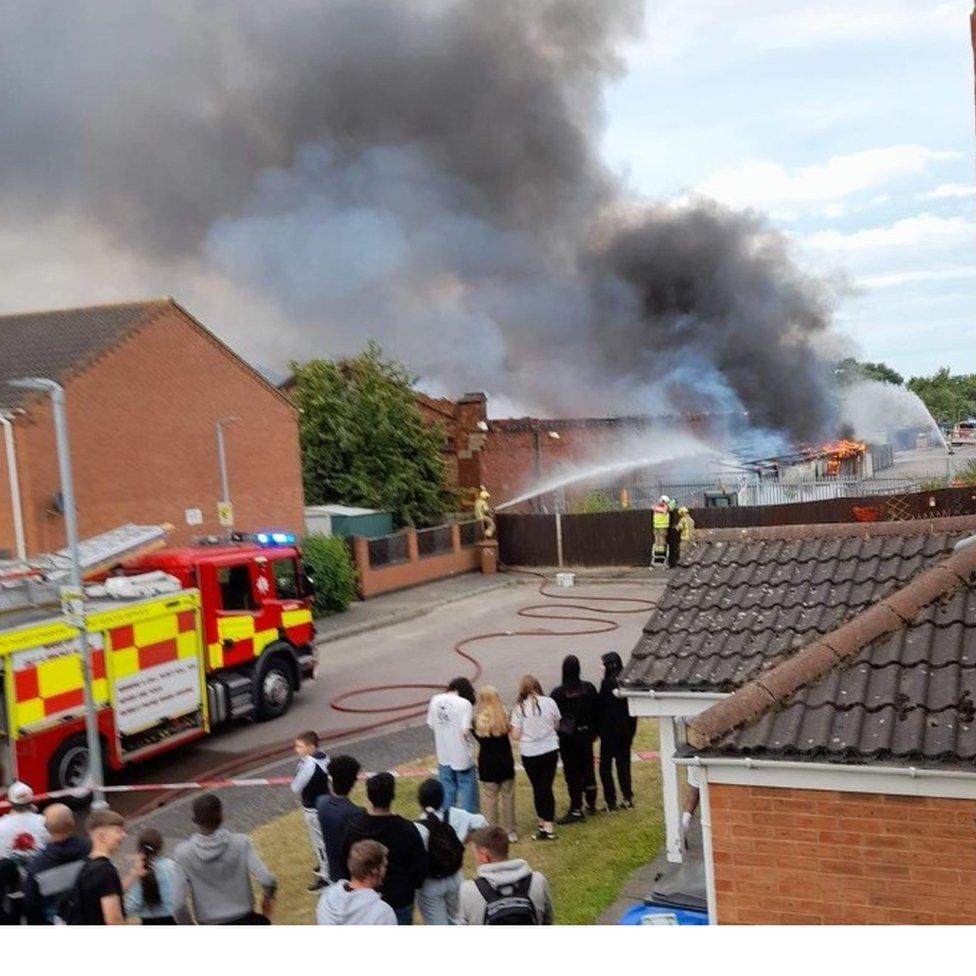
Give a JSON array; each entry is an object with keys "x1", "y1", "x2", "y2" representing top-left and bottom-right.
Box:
[{"x1": 254, "y1": 531, "x2": 295, "y2": 547}]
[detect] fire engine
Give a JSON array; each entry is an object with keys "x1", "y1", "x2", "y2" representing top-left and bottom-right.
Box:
[{"x1": 0, "y1": 524, "x2": 316, "y2": 795}]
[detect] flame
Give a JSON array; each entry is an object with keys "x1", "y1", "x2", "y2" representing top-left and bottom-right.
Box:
[{"x1": 813, "y1": 439, "x2": 867, "y2": 459}]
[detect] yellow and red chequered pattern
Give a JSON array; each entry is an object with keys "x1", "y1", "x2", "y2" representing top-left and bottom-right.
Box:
[
  {"x1": 208, "y1": 607, "x2": 313, "y2": 671},
  {"x1": 13, "y1": 639, "x2": 107, "y2": 730},
  {"x1": 108, "y1": 608, "x2": 199, "y2": 678}
]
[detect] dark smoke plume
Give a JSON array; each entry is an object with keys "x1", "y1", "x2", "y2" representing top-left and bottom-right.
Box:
[{"x1": 0, "y1": 0, "x2": 839, "y2": 443}]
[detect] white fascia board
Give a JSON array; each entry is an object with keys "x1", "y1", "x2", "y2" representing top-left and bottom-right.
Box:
[
  {"x1": 621, "y1": 690, "x2": 729, "y2": 718},
  {"x1": 677, "y1": 756, "x2": 976, "y2": 800}
]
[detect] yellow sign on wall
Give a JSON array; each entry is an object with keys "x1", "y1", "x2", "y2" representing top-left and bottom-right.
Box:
[{"x1": 217, "y1": 501, "x2": 234, "y2": 527}]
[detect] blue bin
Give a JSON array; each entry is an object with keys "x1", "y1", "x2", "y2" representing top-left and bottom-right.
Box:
[{"x1": 619, "y1": 902, "x2": 709, "y2": 926}]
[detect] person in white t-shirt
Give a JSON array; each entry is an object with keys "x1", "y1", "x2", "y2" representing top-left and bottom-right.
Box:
[
  {"x1": 0, "y1": 781, "x2": 49, "y2": 924},
  {"x1": 510, "y1": 675, "x2": 561, "y2": 841},
  {"x1": 0, "y1": 781, "x2": 49, "y2": 862},
  {"x1": 427, "y1": 678, "x2": 479, "y2": 813}
]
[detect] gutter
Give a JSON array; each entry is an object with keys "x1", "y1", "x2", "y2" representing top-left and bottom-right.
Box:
[
  {"x1": 617, "y1": 688, "x2": 729, "y2": 701},
  {"x1": 0, "y1": 411, "x2": 26, "y2": 560},
  {"x1": 674, "y1": 754, "x2": 976, "y2": 782}
]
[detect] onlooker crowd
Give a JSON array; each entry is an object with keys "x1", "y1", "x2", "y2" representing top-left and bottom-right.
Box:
[{"x1": 0, "y1": 653, "x2": 637, "y2": 926}]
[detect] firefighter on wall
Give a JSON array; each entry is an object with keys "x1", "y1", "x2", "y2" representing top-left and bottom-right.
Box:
[{"x1": 473, "y1": 486, "x2": 496, "y2": 539}]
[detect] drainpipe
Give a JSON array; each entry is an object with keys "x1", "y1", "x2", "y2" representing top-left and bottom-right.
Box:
[
  {"x1": 659, "y1": 716, "x2": 683, "y2": 863},
  {"x1": 697, "y1": 767, "x2": 718, "y2": 924},
  {"x1": 0, "y1": 411, "x2": 26, "y2": 560}
]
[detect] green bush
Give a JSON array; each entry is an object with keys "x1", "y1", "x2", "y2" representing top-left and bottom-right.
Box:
[{"x1": 301, "y1": 534, "x2": 358, "y2": 616}]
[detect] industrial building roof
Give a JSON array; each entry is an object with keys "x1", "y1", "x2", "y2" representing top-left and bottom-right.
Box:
[
  {"x1": 620, "y1": 516, "x2": 976, "y2": 695},
  {"x1": 683, "y1": 534, "x2": 976, "y2": 768},
  {"x1": 0, "y1": 300, "x2": 168, "y2": 409}
]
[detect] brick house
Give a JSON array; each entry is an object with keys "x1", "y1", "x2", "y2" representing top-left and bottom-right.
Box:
[
  {"x1": 0, "y1": 300, "x2": 305, "y2": 554},
  {"x1": 618, "y1": 517, "x2": 976, "y2": 870}
]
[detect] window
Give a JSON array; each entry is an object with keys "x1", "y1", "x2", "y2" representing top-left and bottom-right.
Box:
[
  {"x1": 218, "y1": 565, "x2": 255, "y2": 611},
  {"x1": 272, "y1": 558, "x2": 300, "y2": 600}
]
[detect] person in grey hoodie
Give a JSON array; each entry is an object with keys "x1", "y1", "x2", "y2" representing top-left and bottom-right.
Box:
[
  {"x1": 316, "y1": 840, "x2": 396, "y2": 925},
  {"x1": 173, "y1": 793, "x2": 277, "y2": 925},
  {"x1": 457, "y1": 826, "x2": 553, "y2": 925}
]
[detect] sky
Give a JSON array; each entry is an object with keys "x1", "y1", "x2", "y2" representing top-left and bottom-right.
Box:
[{"x1": 602, "y1": 0, "x2": 976, "y2": 379}]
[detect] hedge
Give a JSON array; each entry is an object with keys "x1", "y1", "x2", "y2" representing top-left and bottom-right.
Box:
[{"x1": 301, "y1": 534, "x2": 358, "y2": 615}]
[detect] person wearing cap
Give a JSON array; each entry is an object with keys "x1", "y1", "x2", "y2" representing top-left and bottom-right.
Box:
[
  {"x1": 0, "y1": 781, "x2": 50, "y2": 923},
  {"x1": 0, "y1": 781, "x2": 49, "y2": 862},
  {"x1": 74, "y1": 809, "x2": 127, "y2": 925}
]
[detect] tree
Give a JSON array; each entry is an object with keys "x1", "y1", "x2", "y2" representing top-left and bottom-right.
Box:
[
  {"x1": 907, "y1": 368, "x2": 976, "y2": 425},
  {"x1": 835, "y1": 357, "x2": 904, "y2": 386},
  {"x1": 290, "y1": 343, "x2": 456, "y2": 528}
]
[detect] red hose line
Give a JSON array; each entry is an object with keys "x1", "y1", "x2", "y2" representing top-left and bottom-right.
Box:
[{"x1": 127, "y1": 568, "x2": 654, "y2": 819}]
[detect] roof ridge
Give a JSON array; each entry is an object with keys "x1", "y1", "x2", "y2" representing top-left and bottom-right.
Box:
[
  {"x1": 685, "y1": 538, "x2": 976, "y2": 750},
  {"x1": 0, "y1": 298, "x2": 169, "y2": 322},
  {"x1": 692, "y1": 514, "x2": 976, "y2": 544}
]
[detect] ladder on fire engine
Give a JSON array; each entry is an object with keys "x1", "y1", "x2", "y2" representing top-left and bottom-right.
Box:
[{"x1": 0, "y1": 523, "x2": 171, "y2": 614}]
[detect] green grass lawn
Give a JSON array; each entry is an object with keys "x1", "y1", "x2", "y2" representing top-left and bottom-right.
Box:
[{"x1": 252, "y1": 722, "x2": 663, "y2": 925}]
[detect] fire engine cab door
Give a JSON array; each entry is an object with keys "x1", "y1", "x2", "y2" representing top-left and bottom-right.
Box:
[{"x1": 213, "y1": 560, "x2": 275, "y2": 669}]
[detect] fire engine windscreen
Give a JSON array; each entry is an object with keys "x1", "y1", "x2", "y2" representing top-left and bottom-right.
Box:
[{"x1": 0, "y1": 0, "x2": 842, "y2": 445}]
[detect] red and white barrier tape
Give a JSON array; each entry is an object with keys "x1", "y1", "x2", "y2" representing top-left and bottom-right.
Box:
[{"x1": 0, "y1": 751, "x2": 659, "y2": 811}]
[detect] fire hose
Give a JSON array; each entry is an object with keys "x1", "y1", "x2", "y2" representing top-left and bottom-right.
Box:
[{"x1": 116, "y1": 568, "x2": 656, "y2": 819}]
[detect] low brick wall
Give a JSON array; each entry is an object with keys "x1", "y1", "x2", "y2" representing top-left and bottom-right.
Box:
[
  {"x1": 711, "y1": 783, "x2": 976, "y2": 925},
  {"x1": 350, "y1": 523, "x2": 486, "y2": 598}
]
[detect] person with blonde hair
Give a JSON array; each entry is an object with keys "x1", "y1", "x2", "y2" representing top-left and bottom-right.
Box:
[
  {"x1": 510, "y1": 675, "x2": 561, "y2": 841},
  {"x1": 473, "y1": 686, "x2": 517, "y2": 842}
]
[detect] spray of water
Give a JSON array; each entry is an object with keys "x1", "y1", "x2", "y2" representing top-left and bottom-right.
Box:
[
  {"x1": 495, "y1": 433, "x2": 725, "y2": 510},
  {"x1": 839, "y1": 379, "x2": 950, "y2": 452}
]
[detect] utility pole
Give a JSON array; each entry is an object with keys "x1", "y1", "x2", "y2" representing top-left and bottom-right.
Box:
[{"x1": 8, "y1": 378, "x2": 106, "y2": 808}]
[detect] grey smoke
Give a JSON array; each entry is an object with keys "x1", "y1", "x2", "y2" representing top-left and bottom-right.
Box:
[{"x1": 0, "y1": 0, "x2": 839, "y2": 443}]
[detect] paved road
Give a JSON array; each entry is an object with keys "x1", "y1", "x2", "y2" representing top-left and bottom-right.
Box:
[
  {"x1": 864, "y1": 443, "x2": 974, "y2": 482},
  {"x1": 111, "y1": 575, "x2": 663, "y2": 815}
]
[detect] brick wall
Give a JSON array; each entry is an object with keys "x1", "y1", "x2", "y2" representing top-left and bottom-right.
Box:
[
  {"x1": 0, "y1": 305, "x2": 305, "y2": 554},
  {"x1": 711, "y1": 783, "x2": 976, "y2": 925}
]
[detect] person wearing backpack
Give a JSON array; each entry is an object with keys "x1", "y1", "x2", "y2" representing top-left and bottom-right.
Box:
[
  {"x1": 550, "y1": 655, "x2": 599, "y2": 824},
  {"x1": 413, "y1": 778, "x2": 487, "y2": 925},
  {"x1": 457, "y1": 826, "x2": 553, "y2": 926}
]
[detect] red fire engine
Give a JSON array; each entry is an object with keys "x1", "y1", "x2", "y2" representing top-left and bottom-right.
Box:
[{"x1": 0, "y1": 525, "x2": 316, "y2": 794}]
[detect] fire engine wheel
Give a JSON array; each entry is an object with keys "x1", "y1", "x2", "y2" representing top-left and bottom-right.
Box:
[
  {"x1": 256, "y1": 658, "x2": 293, "y2": 720},
  {"x1": 48, "y1": 734, "x2": 102, "y2": 801}
]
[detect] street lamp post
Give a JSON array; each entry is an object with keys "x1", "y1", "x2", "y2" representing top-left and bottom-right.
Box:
[
  {"x1": 215, "y1": 417, "x2": 239, "y2": 531},
  {"x1": 8, "y1": 377, "x2": 106, "y2": 808}
]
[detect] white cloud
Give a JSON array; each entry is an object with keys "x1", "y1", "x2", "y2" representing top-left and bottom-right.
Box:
[
  {"x1": 691, "y1": 146, "x2": 959, "y2": 215},
  {"x1": 857, "y1": 267, "x2": 976, "y2": 289},
  {"x1": 805, "y1": 214, "x2": 975, "y2": 256},
  {"x1": 801, "y1": 214, "x2": 976, "y2": 296},
  {"x1": 626, "y1": 0, "x2": 967, "y2": 66},
  {"x1": 921, "y1": 182, "x2": 976, "y2": 200}
]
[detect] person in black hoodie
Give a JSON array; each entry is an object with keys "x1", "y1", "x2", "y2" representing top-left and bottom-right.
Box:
[
  {"x1": 340, "y1": 772, "x2": 427, "y2": 925},
  {"x1": 550, "y1": 655, "x2": 599, "y2": 824},
  {"x1": 22, "y1": 803, "x2": 91, "y2": 924},
  {"x1": 597, "y1": 652, "x2": 639, "y2": 811}
]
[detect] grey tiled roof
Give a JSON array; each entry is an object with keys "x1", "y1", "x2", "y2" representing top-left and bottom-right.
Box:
[
  {"x1": 620, "y1": 527, "x2": 969, "y2": 694},
  {"x1": 706, "y1": 583, "x2": 976, "y2": 765},
  {"x1": 0, "y1": 301, "x2": 168, "y2": 409}
]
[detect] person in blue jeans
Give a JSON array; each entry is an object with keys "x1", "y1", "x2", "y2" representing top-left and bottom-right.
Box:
[{"x1": 427, "y1": 677, "x2": 479, "y2": 812}]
